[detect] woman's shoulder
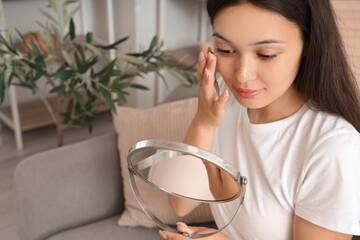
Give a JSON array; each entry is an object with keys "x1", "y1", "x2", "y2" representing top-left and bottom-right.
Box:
[
  {"x1": 301, "y1": 102, "x2": 358, "y2": 136},
  {"x1": 299, "y1": 102, "x2": 359, "y2": 155}
]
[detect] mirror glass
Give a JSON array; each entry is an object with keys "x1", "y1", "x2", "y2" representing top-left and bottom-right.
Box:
[
  {"x1": 127, "y1": 140, "x2": 247, "y2": 238},
  {"x1": 131, "y1": 150, "x2": 241, "y2": 202}
]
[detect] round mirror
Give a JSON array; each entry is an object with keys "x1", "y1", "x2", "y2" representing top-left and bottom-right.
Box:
[{"x1": 127, "y1": 140, "x2": 247, "y2": 238}]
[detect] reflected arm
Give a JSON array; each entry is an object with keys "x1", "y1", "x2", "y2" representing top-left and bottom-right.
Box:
[
  {"x1": 168, "y1": 195, "x2": 202, "y2": 217},
  {"x1": 168, "y1": 118, "x2": 216, "y2": 216}
]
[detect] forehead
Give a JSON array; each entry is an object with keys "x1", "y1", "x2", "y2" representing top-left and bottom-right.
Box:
[{"x1": 213, "y1": 3, "x2": 301, "y2": 45}]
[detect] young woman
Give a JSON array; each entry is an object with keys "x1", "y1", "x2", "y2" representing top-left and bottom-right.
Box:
[{"x1": 160, "y1": 0, "x2": 360, "y2": 239}]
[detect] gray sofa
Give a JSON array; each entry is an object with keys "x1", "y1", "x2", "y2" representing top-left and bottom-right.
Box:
[
  {"x1": 13, "y1": 85, "x2": 199, "y2": 240},
  {"x1": 14, "y1": 132, "x2": 159, "y2": 240}
]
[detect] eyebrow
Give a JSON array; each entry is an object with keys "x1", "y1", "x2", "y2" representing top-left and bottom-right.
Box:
[{"x1": 212, "y1": 32, "x2": 285, "y2": 46}]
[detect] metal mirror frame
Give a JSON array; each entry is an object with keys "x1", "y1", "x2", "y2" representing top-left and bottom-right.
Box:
[{"x1": 127, "y1": 139, "x2": 248, "y2": 239}]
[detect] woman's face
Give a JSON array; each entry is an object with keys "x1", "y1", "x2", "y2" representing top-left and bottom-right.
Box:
[{"x1": 213, "y1": 3, "x2": 304, "y2": 112}]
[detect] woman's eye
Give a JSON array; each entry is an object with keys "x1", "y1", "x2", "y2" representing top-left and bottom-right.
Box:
[
  {"x1": 257, "y1": 54, "x2": 277, "y2": 60},
  {"x1": 215, "y1": 48, "x2": 235, "y2": 55}
]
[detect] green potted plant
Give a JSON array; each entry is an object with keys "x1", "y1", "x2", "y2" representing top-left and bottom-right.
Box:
[{"x1": 0, "y1": 0, "x2": 196, "y2": 146}]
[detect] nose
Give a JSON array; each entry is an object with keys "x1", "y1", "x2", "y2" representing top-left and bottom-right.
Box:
[{"x1": 234, "y1": 56, "x2": 257, "y2": 83}]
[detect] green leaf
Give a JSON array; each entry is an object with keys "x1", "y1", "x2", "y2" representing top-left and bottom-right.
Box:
[
  {"x1": 22, "y1": 59, "x2": 43, "y2": 71},
  {"x1": 33, "y1": 71, "x2": 44, "y2": 82},
  {"x1": 131, "y1": 83, "x2": 149, "y2": 90},
  {"x1": 74, "y1": 52, "x2": 82, "y2": 72},
  {"x1": 49, "y1": 0, "x2": 58, "y2": 12},
  {"x1": 85, "y1": 43, "x2": 101, "y2": 56},
  {"x1": 64, "y1": 6, "x2": 80, "y2": 28},
  {"x1": 61, "y1": 1, "x2": 77, "y2": 18},
  {"x1": 86, "y1": 32, "x2": 93, "y2": 43},
  {"x1": 126, "y1": 52, "x2": 143, "y2": 57},
  {"x1": 49, "y1": 70, "x2": 73, "y2": 79},
  {"x1": 0, "y1": 35, "x2": 17, "y2": 54},
  {"x1": 167, "y1": 68, "x2": 191, "y2": 86},
  {"x1": 73, "y1": 91, "x2": 86, "y2": 110},
  {"x1": 117, "y1": 82, "x2": 132, "y2": 89},
  {"x1": 95, "y1": 36, "x2": 129, "y2": 50},
  {"x1": 153, "y1": 56, "x2": 165, "y2": 62},
  {"x1": 118, "y1": 73, "x2": 135, "y2": 81},
  {"x1": 38, "y1": 8, "x2": 58, "y2": 25},
  {"x1": 7, "y1": 72, "x2": 15, "y2": 87},
  {"x1": 117, "y1": 90, "x2": 127, "y2": 103},
  {"x1": 100, "y1": 67, "x2": 114, "y2": 86},
  {"x1": 81, "y1": 57, "x2": 98, "y2": 74},
  {"x1": 0, "y1": 71, "x2": 5, "y2": 104},
  {"x1": 69, "y1": 18, "x2": 75, "y2": 40},
  {"x1": 93, "y1": 59, "x2": 116, "y2": 78},
  {"x1": 0, "y1": 49, "x2": 9, "y2": 54},
  {"x1": 62, "y1": 50, "x2": 73, "y2": 68},
  {"x1": 111, "y1": 69, "x2": 122, "y2": 76},
  {"x1": 85, "y1": 92, "x2": 96, "y2": 108},
  {"x1": 49, "y1": 85, "x2": 66, "y2": 95},
  {"x1": 99, "y1": 85, "x2": 116, "y2": 113},
  {"x1": 149, "y1": 35, "x2": 158, "y2": 51},
  {"x1": 117, "y1": 53, "x2": 145, "y2": 65},
  {"x1": 50, "y1": 23, "x2": 63, "y2": 44},
  {"x1": 12, "y1": 82, "x2": 32, "y2": 89},
  {"x1": 73, "y1": 42, "x2": 85, "y2": 60}
]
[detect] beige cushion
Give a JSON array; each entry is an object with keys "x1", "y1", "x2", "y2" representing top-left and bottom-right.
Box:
[{"x1": 112, "y1": 98, "x2": 214, "y2": 228}]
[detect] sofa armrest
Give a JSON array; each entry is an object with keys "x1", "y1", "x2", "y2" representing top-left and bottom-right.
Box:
[{"x1": 14, "y1": 132, "x2": 124, "y2": 240}]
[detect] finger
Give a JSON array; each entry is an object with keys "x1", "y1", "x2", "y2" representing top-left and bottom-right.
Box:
[
  {"x1": 197, "y1": 51, "x2": 206, "y2": 87},
  {"x1": 213, "y1": 90, "x2": 229, "y2": 115},
  {"x1": 205, "y1": 51, "x2": 217, "y2": 77},
  {"x1": 202, "y1": 68, "x2": 217, "y2": 97},
  {"x1": 177, "y1": 222, "x2": 192, "y2": 236},
  {"x1": 214, "y1": 78, "x2": 220, "y2": 95},
  {"x1": 219, "y1": 89, "x2": 229, "y2": 104},
  {"x1": 159, "y1": 230, "x2": 188, "y2": 240},
  {"x1": 159, "y1": 230, "x2": 167, "y2": 239}
]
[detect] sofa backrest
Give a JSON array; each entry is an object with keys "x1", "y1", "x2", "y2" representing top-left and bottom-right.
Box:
[{"x1": 14, "y1": 132, "x2": 123, "y2": 240}]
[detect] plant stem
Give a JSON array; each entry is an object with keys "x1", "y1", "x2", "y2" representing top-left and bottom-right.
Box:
[{"x1": 34, "y1": 88, "x2": 65, "y2": 146}]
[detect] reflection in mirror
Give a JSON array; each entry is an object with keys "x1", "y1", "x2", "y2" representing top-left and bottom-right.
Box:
[
  {"x1": 131, "y1": 150, "x2": 241, "y2": 202},
  {"x1": 148, "y1": 154, "x2": 215, "y2": 201},
  {"x1": 128, "y1": 140, "x2": 247, "y2": 238}
]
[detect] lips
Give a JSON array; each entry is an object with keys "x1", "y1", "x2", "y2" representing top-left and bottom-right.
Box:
[{"x1": 235, "y1": 87, "x2": 263, "y2": 98}]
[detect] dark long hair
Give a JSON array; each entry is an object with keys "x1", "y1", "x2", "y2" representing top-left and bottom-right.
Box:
[{"x1": 207, "y1": 0, "x2": 360, "y2": 132}]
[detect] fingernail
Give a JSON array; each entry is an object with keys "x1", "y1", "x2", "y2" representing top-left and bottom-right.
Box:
[
  {"x1": 177, "y1": 222, "x2": 187, "y2": 228},
  {"x1": 207, "y1": 47, "x2": 213, "y2": 54},
  {"x1": 159, "y1": 230, "x2": 167, "y2": 239},
  {"x1": 199, "y1": 51, "x2": 204, "y2": 61}
]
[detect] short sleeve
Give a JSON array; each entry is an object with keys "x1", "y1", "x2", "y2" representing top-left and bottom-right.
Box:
[{"x1": 295, "y1": 131, "x2": 360, "y2": 235}]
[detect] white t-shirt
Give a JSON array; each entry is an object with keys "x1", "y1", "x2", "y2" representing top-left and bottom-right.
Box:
[{"x1": 211, "y1": 89, "x2": 360, "y2": 239}]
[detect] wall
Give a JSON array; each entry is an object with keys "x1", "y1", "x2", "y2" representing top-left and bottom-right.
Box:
[
  {"x1": 1, "y1": 0, "x2": 87, "y2": 106},
  {"x1": 1, "y1": 0, "x2": 209, "y2": 108},
  {"x1": 332, "y1": 0, "x2": 360, "y2": 87},
  {"x1": 108, "y1": 0, "x2": 210, "y2": 108}
]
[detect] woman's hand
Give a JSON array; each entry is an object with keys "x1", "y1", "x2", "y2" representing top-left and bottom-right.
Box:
[
  {"x1": 195, "y1": 49, "x2": 229, "y2": 130},
  {"x1": 159, "y1": 222, "x2": 232, "y2": 240},
  {"x1": 172, "y1": 50, "x2": 230, "y2": 216}
]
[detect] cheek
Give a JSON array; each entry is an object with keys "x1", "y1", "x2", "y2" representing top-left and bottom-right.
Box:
[{"x1": 216, "y1": 58, "x2": 233, "y2": 77}]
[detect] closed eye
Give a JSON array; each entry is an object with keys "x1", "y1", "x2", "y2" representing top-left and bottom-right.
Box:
[
  {"x1": 257, "y1": 54, "x2": 277, "y2": 60},
  {"x1": 214, "y1": 48, "x2": 235, "y2": 55}
]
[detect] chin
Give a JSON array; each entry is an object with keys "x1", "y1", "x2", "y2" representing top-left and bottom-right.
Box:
[{"x1": 230, "y1": 92, "x2": 267, "y2": 109}]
